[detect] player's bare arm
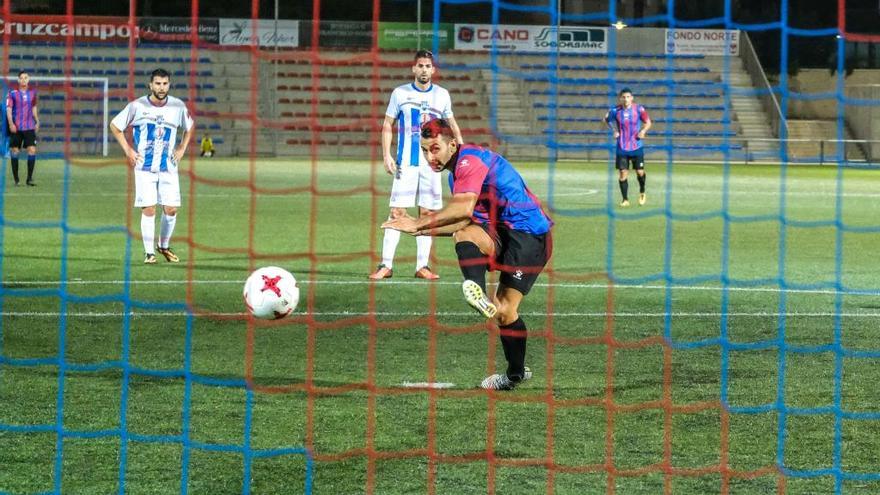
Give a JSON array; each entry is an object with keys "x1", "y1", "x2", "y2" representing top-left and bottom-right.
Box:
[
  {"x1": 604, "y1": 111, "x2": 619, "y2": 138},
  {"x1": 638, "y1": 117, "x2": 652, "y2": 139},
  {"x1": 447, "y1": 116, "x2": 464, "y2": 145},
  {"x1": 381, "y1": 115, "x2": 397, "y2": 175},
  {"x1": 174, "y1": 126, "x2": 193, "y2": 164},
  {"x1": 415, "y1": 218, "x2": 472, "y2": 237},
  {"x1": 110, "y1": 122, "x2": 141, "y2": 167},
  {"x1": 32, "y1": 105, "x2": 39, "y2": 132},
  {"x1": 6, "y1": 106, "x2": 15, "y2": 134},
  {"x1": 383, "y1": 192, "x2": 477, "y2": 234}
]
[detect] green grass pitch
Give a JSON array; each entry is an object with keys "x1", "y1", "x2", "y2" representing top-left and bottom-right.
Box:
[{"x1": 1, "y1": 157, "x2": 879, "y2": 494}]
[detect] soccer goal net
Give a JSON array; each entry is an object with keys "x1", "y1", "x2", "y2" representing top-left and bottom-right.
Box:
[
  {"x1": 2, "y1": 75, "x2": 109, "y2": 157},
  {"x1": 1, "y1": 4, "x2": 879, "y2": 495}
]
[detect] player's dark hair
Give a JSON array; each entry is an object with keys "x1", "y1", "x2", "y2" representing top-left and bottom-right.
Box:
[
  {"x1": 17, "y1": 70, "x2": 27, "y2": 77},
  {"x1": 414, "y1": 49, "x2": 434, "y2": 62},
  {"x1": 619, "y1": 87, "x2": 632, "y2": 96},
  {"x1": 150, "y1": 68, "x2": 171, "y2": 82},
  {"x1": 421, "y1": 118, "x2": 455, "y2": 141}
]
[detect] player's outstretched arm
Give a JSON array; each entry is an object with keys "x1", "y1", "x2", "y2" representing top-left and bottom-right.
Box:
[
  {"x1": 415, "y1": 218, "x2": 472, "y2": 237},
  {"x1": 382, "y1": 192, "x2": 476, "y2": 234}
]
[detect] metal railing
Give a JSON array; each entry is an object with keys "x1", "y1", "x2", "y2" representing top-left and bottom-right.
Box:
[{"x1": 740, "y1": 32, "x2": 787, "y2": 139}]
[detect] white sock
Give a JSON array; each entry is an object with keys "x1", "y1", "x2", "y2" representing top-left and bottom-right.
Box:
[
  {"x1": 416, "y1": 234, "x2": 432, "y2": 270},
  {"x1": 381, "y1": 227, "x2": 400, "y2": 268},
  {"x1": 159, "y1": 213, "x2": 177, "y2": 249},
  {"x1": 141, "y1": 213, "x2": 155, "y2": 254}
]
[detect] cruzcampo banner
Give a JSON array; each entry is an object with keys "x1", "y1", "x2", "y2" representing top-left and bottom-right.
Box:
[{"x1": 377, "y1": 22, "x2": 453, "y2": 50}]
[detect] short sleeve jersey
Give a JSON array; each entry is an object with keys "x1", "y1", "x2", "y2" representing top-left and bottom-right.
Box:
[
  {"x1": 447, "y1": 144, "x2": 552, "y2": 235},
  {"x1": 385, "y1": 83, "x2": 453, "y2": 168},
  {"x1": 111, "y1": 95, "x2": 194, "y2": 173},
  {"x1": 605, "y1": 104, "x2": 649, "y2": 152},
  {"x1": 6, "y1": 88, "x2": 38, "y2": 131}
]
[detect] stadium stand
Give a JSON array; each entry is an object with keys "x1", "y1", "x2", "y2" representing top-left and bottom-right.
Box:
[{"x1": 4, "y1": 42, "x2": 778, "y2": 161}]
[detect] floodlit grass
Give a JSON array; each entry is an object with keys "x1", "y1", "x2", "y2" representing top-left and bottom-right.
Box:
[{"x1": 1, "y1": 157, "x2": 879, "y2": 494}]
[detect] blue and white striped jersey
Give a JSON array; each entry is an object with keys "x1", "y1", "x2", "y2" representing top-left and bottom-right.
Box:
[
  {"x1": 385, "y1": 82, "x2": 453, "y2": 168},
  {"x1": 111, "y1": 95, "x2": 194, "y2": 173}
]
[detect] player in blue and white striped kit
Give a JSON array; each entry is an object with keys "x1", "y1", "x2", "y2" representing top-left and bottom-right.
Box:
[
  {"x1": 605, "y1": 88, "x2": 652, "y2": 207},
  {"x1": 110, "y1": 68, "x2": 194, "y2": 264},
  {"x1": 369, "y1": 49, "x2": 464, "y2": 280}
]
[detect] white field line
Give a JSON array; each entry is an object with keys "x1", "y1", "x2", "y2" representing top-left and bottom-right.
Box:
[
  {"x1": 5, "y1": 279, "x2": 878, "y2": 297},
  {"x1": 5, "y1": 189, "x2": 880, "y2": 199},
  {"x1": 2, "y1": 311, "x2": 879, "y2": 318},
  {"x1": 400, "y1": 382, "x2": 457, "y2": 389}
]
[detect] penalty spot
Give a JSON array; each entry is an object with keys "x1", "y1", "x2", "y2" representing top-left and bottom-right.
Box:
[{"x1": 401, "y1": 381, "x2": 456, "y2": 389}]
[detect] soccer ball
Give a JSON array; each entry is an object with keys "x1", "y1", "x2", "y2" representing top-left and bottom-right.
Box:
[{"x1": 243, "y1": 266, "x2": 300, "y2": 319}]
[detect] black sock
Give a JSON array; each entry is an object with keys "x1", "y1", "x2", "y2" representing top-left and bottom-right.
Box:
[
  {"x1": 499, "y1": 317, "x2": 527, "y2": 381},
  {"x1": 455, "y1": 241, "x2": 488, "y2": 292},
  {"x1": 618, "y1": 179, "x2": 628, "y2": 200},
  {"x1": 10, "y1": 156, "x2": 19, "y2": 183},
  {"x1": 637, "y1": 173, "x2": 646, "y2": 193},
  {"x1": 26, "y1": 155, "x2": 35, "y2": 182}
]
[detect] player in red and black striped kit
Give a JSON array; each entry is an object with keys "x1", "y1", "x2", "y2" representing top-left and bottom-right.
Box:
[
  {"x1": 383, "y1": 119, "x2": 553, "y2": 391},
  {"x1": 6, "y1": 71, "x2": 40, "y2": 186},
  {"x1": 605, "y1": 88, "x2": 652, "y2": 207}
]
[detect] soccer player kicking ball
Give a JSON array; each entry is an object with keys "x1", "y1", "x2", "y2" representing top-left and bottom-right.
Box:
[
  {"x1": 110, "y1": 68, "x2": 194, "y2": 264},
  {"x1": 604, "y1": 88, "x2": 651, "y2": 207},
  {"x1": 382, "y1": 119, "x2": 553, "y2": 391}
]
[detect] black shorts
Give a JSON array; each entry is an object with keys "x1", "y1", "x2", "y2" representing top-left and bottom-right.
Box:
[
  {"x1": 9, "y1": 130, "x2": 37, "y2": 149},
  {"x1": 481, "y1": 224, "x2": 552, "y2": 296},
  {"x1": 615, "y1": 148, "x2": 644, "y2": 170}
]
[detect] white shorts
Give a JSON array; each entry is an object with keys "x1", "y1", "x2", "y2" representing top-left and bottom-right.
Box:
[
  {"x1": 389, "y1": 161, "x2": 442, "y2": 210},
  {"x1": 134, "y1": 169, "x2": 181, "y2": 208}
]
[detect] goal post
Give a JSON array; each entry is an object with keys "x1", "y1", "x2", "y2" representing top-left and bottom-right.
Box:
[{"x1": 2, "y1": 75, "x2": 109, "y2": 157}]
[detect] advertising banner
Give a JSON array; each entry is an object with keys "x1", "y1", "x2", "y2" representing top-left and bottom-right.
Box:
[
  {"x1": 0, "y1": 15, "x2": 134, "y2": 43},
  {"x1": 455, "y1": 24, "x2": 607, "y2": 53},
  {"x1": 139, "y1": 17, "x2": 219, "y2": 44},
  {"x1": 664, "y1": 29, "x2": 739, "y2": 55},
  {"x1": 378, "y1": 22, "x2": 453, "y2": 50},
  {"x1": 298, "y1": 20, "x2": 372, "y2": 48},
  {"x1": 218, "y1": 18, "x2": 298, "y2": 47}
]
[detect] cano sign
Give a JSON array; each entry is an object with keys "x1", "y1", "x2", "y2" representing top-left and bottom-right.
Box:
[
  {"x1": 665, "y1": 29, "x2": 739, "y2": 55},
  {"x1": 455, "y1": 24, "x2": 607, "y2": 53},
  {"x1": 219, "y1": 19, "x2": 298, "y2": 47}
]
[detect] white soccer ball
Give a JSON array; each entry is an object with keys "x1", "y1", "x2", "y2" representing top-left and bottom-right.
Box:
[{"x1": 243, "y1": 266, "x2": 300, "y2": 319}]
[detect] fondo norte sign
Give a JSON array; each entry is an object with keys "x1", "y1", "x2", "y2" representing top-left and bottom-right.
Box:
[{"x1": 455, "y1": 24, "x2": 607, "y2": 53}]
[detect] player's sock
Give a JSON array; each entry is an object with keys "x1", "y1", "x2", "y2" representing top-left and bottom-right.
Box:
[
  {"x1": 381, "y1": 227, "x2": 400, "y2": 268},
  {"x1": 637, "y1": 173, "x2": 646, "y2": 193},
  {"x1": 618, "y1": 179, "x2": 629, "y2": 200},
  {"x1": 159, "y1": 213, "x2": 177, "y2": 249},
  {"x1": 141, "y1": 212, "x2": 155, "y2": 254},
  {"x1": 10, "y1": 156, "x2": 19, "y2": 183},
  {"x1": 415, "y1": 234, "x2": 432, "y2": 270},
  {"x1": 455, "y1": 241, "x2": 488, "y2": 291},
  {"x1": 499, "y1": 317, "x2": 528, "y2": 381},
  {"x1": 26, "y1": 155, "x2": 35, "y2": 182}
]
